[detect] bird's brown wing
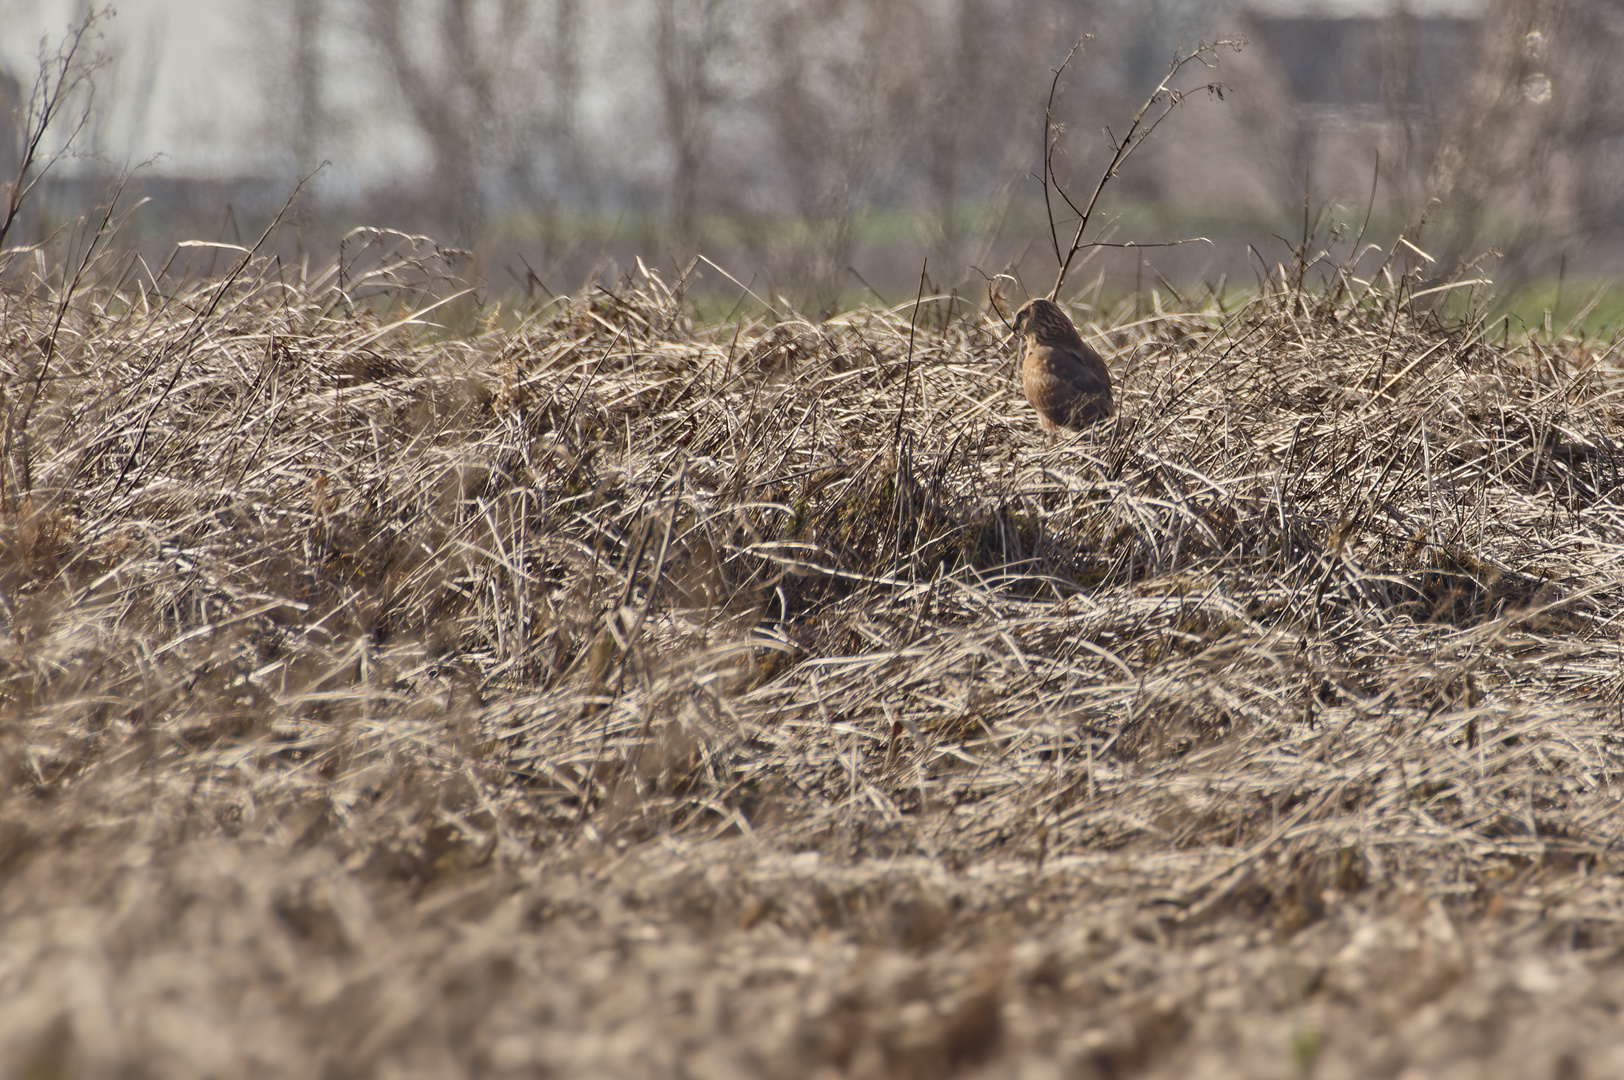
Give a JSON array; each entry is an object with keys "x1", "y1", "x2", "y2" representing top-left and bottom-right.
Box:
[{"x1": 1022, "y1": 342, "x2": 1113, "y2": 429}]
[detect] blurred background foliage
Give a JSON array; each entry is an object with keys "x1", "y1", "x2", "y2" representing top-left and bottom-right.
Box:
[{"x1": 1, "y1": 0, "x2": 1621, "y2": 321}]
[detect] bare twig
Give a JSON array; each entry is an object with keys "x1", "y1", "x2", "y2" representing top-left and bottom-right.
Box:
[
  {"x1": 0, "y1": 8, "x2": 107, "y2": 256},
  {"x1": 1045, "y1": 37, "x2": 1245, "y2": 299}
]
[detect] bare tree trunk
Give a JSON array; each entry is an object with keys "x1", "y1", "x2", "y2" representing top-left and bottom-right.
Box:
[
  {"x1": 763, "y1": 0, "x2": 923, "y2": 301},
  {"x1": 925, "y1": 2, "x2": 971, "y2": 258},
  {"x1": 1423, "y1": 0, "x2": 1563, "y2": 283},
  {"x1": 359, "y1": 0, "x2": 530, "y2": 243},
  {"x1": 1379, "y1": 2, "x2": 1418, "y2": 207},
  {"x1": 0, "y1": 68, "x2": 21, "y2": 195},
  {"x1": 654, "y1": 0, "x2": 733, "y2": 248},
  {"x1": 292, "y1": 0, "x2": 323, "y2": 172},
  {"x1": 552, "y1": 0, "x2": 586, "y2": 200}
]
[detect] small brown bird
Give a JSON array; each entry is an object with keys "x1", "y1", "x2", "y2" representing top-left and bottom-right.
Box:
[{"x1": 1011, "y1": 298, "x2": 1113, "y2": 432}]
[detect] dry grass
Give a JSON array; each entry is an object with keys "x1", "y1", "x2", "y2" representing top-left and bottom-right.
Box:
[{"x1": 5, "y1": 230, "x2": 1624, "y2": 1079}]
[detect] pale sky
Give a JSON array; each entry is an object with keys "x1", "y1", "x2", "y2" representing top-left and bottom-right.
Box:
[{"x1": 1, "y1": 0, "x2": 271, "y2": 173}]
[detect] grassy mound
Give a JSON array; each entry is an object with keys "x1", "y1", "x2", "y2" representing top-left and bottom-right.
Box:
[{"x1": 4, "y1": 235, "x2": 1624, "y2": 1077}]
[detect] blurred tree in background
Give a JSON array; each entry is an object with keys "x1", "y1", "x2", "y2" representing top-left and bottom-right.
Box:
[{"x1": 5, "y1": 0, "x2": 1624, "y2": 302}]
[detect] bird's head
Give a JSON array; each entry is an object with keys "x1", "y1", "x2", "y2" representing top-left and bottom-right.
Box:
[
  {"x1": 1011, "y1": 297, "x2": 1068, "y2": 341},
  {"x1": 1011, "y1": 304, "x2": 1030, "y2": 339}
]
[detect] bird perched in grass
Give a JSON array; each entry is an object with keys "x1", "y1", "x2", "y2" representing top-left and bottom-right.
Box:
[{"x1": 1011, "y1": 298, "x2": 1112, "y2": 432}]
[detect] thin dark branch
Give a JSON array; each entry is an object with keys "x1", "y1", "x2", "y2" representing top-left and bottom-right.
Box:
[
  {"x1": 1041, "y1": 37, "x2": 1090, "y2": 270},
  {"x1": 0, "y1": 8, "x2": 107, "y2": 254},
  {"x1": 1047, "y1": 38, "x2": 1245, "y2": 300},
  {"x1": 893, "y1": 259, "x2": 929, "y2": 449},
  {"x1": 1076, "y1": 238, "x2": 1215, "y2": 251}
]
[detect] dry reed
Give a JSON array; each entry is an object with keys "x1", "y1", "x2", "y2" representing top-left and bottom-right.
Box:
[{"x1": 3, "y1": 228, "x2": 1624, "y2": 1078}]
